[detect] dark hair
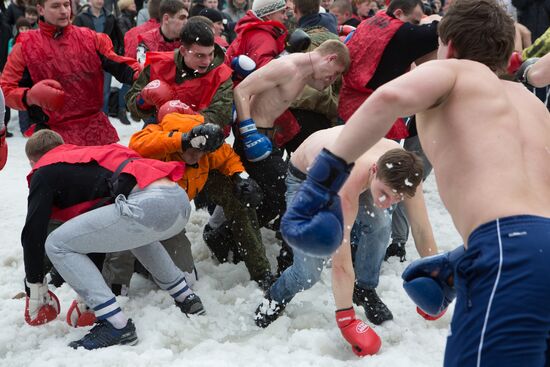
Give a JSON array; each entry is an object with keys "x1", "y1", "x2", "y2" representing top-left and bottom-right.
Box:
[
  {"x1": 25, "y1": 5, "x2": 38, "y2": 15},
  {"x1": 376, "y1": 149, "x2": 424, "y2": 198},
  {"x1": 386, "y1": 0, "x2": 422, "y2": 16},
  {"x1": 180, "y1": 16, "x2": 215, "y2": 46},
  {"x1": 439, "y1": 0, "x2": 515, "y2": 73},
  {"x1": 160, "y1": 0, "x2": 185, "y2": 16},
  {"x1": 148, "y1": 0, "x2": 163, "y2": 21},
  {"x1": 15, "y1": 16, "x2": 32, "y2": 30},
  {"x1": 294, "y1": 0, "x2": 320, "y2": 16}
]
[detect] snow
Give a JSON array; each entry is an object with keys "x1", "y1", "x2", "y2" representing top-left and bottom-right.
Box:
[{"x1": 0, "y1": 118, "x2": 462, "y2": 366}]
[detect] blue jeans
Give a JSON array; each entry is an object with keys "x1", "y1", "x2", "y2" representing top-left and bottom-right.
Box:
[
  {"x1": 103, "y1": 72, "x2": 112, "y2": 113},
  {"x1": 270, "y1": 168, "x2": 392, "y2": 304}
]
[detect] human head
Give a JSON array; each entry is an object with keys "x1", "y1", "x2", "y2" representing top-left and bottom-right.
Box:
[
  {"x1": 179, "y1": 16, "x2": 215, "y2": 73},
  {"x1": 160, "y1": 0, "x2": 188, "y2": 39},
  {"x1": 293, "y1": 0, "x2": 319, "y2": 18},
  {"x1": 253, "y1": 0, "x2": 287, "y2": 22},
  {"x1": 320, "y1": 0, "x2": 333, "y2": 11},
  {"x1": 90, "y1": 0, "x2": 105, "y2": 12},
  {"x1": 370, "y1": 149, "x2": 424, "y2": 208},
  {"x1": 148, "y1": 0, "x2": 163, "y2": 21},
  {"x1": 308, "y1": 39, "x2": 350, "y2": 90},
  {"x1": 37, "y1": 0, "x2": 71, "y2": 27},
  {"x1": 438, "y1": 0, "x2": 515, "y2": 74},
  {"x1": 199, "y1": 8, "x2": 225, "y2": 36},
  {"x1": 231, "y1": 0, "x2": 247, "y2": 9},
  {"x1": 25, "y1": 130, "x2": 64, "y2": 165},
  {"x1": 354, "y1": 0, "x2": 376, "y2": 17},
  {"x1": 386, "y1": 0, "x2": 423, "y2": 24},
  {"x1": 181, "y1": 0, "x2": 191, "y2": 9},
  {"x1": 204, "y1": 0, "x2": 218, "y2": 8},
  {"x1": 15, "y1": 17, "x2": 32, "y2": 33},
  {"x1": 25, "y1": 5, "x2": 39, "y2": 25},
  {"x1": 118, "y1": 0, "x2": 136, "y2": 12},
  {"x1": 329, "y1": 0, "x2": 352, "y2": 25}
]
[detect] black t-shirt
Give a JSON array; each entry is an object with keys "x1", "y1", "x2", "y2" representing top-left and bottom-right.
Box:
[
  {"x1": 22, "y1": 162, "x2": 136, "y2": 283},
  {"x1": 367, "y1": 20, "x2": 439, "y2": 90}
]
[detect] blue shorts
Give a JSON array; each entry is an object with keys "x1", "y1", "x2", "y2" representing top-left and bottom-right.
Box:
[{"x1": 444, "y1": 215, "x2": 550, "y2": 367}]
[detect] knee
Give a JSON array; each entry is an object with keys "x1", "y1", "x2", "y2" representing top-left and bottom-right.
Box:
[
  {"x1": 289, "y1": 255, "x2": 324, "y2": 289},
  {"x1": 44, "y1": 232, "x2": 65, "y2": 259}
]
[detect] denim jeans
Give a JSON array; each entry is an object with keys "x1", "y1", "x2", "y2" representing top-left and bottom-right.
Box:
[
  {"x1": 45, "y1": 185, "x2": 191, "y2": 312},
  {"x1": 103, "y1": 72, "x2": 112, "y2": 113},
  {"x1": 269, "y1": 167, "x2": 393, "y2": 304}
]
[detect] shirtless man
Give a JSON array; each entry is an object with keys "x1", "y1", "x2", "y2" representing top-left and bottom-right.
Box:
[
  {"x1": 233, "y1": 39, "x2": 349, "y2": 162},
  {"x1": 255, "y1": 127, "x2": 439, "y2": 356},
  {"x1": 281, "y1": 0, "x2": 550, "y2": 365}
]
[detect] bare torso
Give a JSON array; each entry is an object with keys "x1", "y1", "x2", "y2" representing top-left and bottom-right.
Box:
[{"x1": 417, "y1": 60, "x2": 550, "y2": 243}]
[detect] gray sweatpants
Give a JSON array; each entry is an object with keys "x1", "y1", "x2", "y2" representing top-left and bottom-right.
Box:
[{"x1": 45, "y1": 184, "x2": 191, "y2": 315}]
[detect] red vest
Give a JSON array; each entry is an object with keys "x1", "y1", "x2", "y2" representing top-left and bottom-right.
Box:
[
  {"x1": 27, "y1": 144, "x2": 185, "y2": 221},
  {"x1": 146, "y1": 51, "x2": 232, "y2": 111},
  {"x1": 339, "y1": 12, "x2": 409, "y2": 139},
  {"x1": 138, "y1": 27, "x2": 182, "y2": 52},
  {"x1": 20, "y1": 22, "x2": 119, "y2": 145}
]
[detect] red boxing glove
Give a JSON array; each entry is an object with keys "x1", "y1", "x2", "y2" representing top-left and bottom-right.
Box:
[
  {"x1": 136, "y1": 79, "x2": 174, "y2": 110},
  {"x1": 26, "y1": 79, "x2": 65, "y2": 111},
  {"x1": 66, "y1": 298, "x2": 96, "y2": 327},
  {"x1": 507, "y1": 51, "x2": 523, "y2": 75},
  {"x1": 0, "y1": 126, "x2": 7, "y2": 171},
  {"x1": 157, "y1": 100, "x2": 197, "y2": 123},
  {"x1": 24, "y1": 279, "x2": 61, "y2": 326},
  {"x1": 417, "y1": 306, "x2": 446, "y2": 321},
  {"x1": 336, "y1": 307, "x2": 381, "y2": 357},
  {"x1": 338, "y1": 25, "x2": 356, "y2": 36}
]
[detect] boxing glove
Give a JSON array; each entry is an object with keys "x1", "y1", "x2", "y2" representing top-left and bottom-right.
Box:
[
  {"x1": 280, "y1": 148, "x2": 353, "y2": 257},
  {"x1": 231, "y1": 55, "x2": 257, "y2": 80},
  {"x1": 336, "y1": 307, "x2": 381, "y2": 357},
  {"x1": 402, "y1": 245, "x2": 465, "y2": 317},
  {"x1": 286, "y1": 29, "x2": 311, "y2": 53},
  {"x1": 136, "y1": 79, "x2": 174, "y2": 110},
  {"x1": 182, "y1": 123, "x2": 224, "y2": 152},
  {"x1": 0, "y1": 126, "x2": 7, "y2": 171},
  {"x1": 25, "y1": 79, "x2": 65, "y2": 111},
  {"x1": 157, "y1": 100, "x2": 197, "y2": 123},
  {"x1": 507, "y1": 51, "x2": 523, "y2": 75},
  {"x1": 232, "y1": 173, "x2": 263, "y2": 207},
  {"x1": 24, "y1": 279, "x2": 61, "y2": 326},
  {"x1": 238, "y1": 118, "x2": 272, "y2": 162},
  {"x1": 515, "y1": 57, "x2": 540, "y2": 85},
  {"x1": 66, "y1": 298, "x2": 96, "y2": 327}
]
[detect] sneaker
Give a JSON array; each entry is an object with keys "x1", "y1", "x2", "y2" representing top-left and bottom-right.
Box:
[
  {"x1": 254, "y1": 293, "x2": 286, "y2": 328},
  {"x1": 69, "y1": 319, "x2": 138, "y2": 350},
  {"x1": 176, "y1": 294, "x2": 206, "y2": 316},
  {"x1": 353, "y1": 286, "x2": 393, "y2": 325},
  {"x1": 117, "y1": 110, "x2": 131, "y2": 125},
  {"x1": 385, "y1": 242, "x2": 406, "y2": 262}
]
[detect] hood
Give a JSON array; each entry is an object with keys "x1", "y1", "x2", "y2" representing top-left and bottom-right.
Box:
[
  {"x1": 298, "y1": 12, "x2": 338, "y2": 34},
  {"x1": 234, "y1": 10, "x2": 286, "y2": 38}
]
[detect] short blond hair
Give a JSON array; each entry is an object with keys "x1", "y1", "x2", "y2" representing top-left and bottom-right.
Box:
[
  {"x1": 118, "y1": 0, "x2": 135, "y2": 10},
  {"x1": 315, "y1": 39, "x2": 351, "y2": 72},
  {"x1": 25, "y1": 130, "x2": 64, "y2": 162}
]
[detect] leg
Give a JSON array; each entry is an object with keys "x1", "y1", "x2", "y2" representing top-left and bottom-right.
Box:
[
  {"x1": 102, "y1": 72, "x2": 113, "y2": 114},
  {"x1": 102, "y1": 251, "x2": 135, "y2": 295}
]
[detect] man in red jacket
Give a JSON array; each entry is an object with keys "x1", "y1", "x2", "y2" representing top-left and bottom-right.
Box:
[{"x1": 0, "y1": 0, "x2": 141, "y2": 146}]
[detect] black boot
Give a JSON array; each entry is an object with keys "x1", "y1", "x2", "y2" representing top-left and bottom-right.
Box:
[
  {"x1": 202, "y1": 221, "x2": 237, "y2": 263},
  {"x1": 385, "y1": 242, "x2": 406, "y2": 262},
  {"x1": 117, "y1": 109, "x2": 131, "y2": 125},
  {"x1": 353, "y1": 285, "x2": 393, "y2": 325},
  {"x1": 254, "y1": 291, "x2": 286, "y2": 328},
  {"x1": 276, "y1": 241, "x2": 293, "y2": 276}
]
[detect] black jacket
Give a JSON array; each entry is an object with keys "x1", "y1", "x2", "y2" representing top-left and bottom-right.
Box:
[
  {"x1": 117, "y1": 9, "x2": 136, "y2": 37},
  {"x1": 73, "y1": 5, "x2": 124, "y2": 54}
]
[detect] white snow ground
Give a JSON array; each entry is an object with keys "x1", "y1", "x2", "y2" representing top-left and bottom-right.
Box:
[{"x1": 0, "y1": 117, "x2": 462, "y2": 367}]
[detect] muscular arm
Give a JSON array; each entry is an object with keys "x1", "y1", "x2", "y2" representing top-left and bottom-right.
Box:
[
  {"x1": 401, "y1": 182, "x2": 438, "y2": 258},
  {"x1": 233, "y1": 59, "x2": 295, "y2": 127},
  {"x1": 329, "y1": 61, "x2": 457, "y2": 163},
  {"x1": 524, "y1": 52, "x2": 550, "y2": 87}
]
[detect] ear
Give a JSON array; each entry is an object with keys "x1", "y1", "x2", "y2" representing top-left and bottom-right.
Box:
[
  {"x1": 371, "y1": 163, "x2": 377, "y2": 174},
  {"x1": 446, "y1": 40, "x2": 457, "y2": 59},
  {"x1": 162, "y1": 13, "x2": 169, "y2": 23},
  {"x1": 327, "y1": 54, "x2": 338, "y2": 63},
  {"x1": 37, "y1": 4, "x2": 45, "y2": 16},
  {"x1": 179, "y1": 45, "x2": 186, "y2": 54},
  {"x1": 393, "y1": 8, "x2": 404, "y2": 19}
]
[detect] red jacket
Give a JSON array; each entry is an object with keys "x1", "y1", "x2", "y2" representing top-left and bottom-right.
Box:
[
  {"x1": 28, "y1": 143, "x2": 185, "y2": 221},
  {"x1": 124, "y1": 19, "x2": 159, "y2": 58},
  {"x1": 0, "y1": 21, "x2": 140, "y2": 145},
  {"x1": 339, "y1": 12, "x2": 409, "y2": 139},
  {"x1": 138, "y1": 26, "x2": 182, "y2": 53}
]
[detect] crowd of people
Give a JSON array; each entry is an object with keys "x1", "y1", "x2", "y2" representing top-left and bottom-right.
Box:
[{"x1": 0, "y1": 0, "x2": 549, "y2": 364}]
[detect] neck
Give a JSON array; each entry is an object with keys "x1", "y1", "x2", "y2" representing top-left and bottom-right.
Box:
[
  {"x1": 91, "y1": 6, "x2": 102, "y2": 16},
  {"x1": 160, "y1": 25, "x2": 174, "y2": 41}
]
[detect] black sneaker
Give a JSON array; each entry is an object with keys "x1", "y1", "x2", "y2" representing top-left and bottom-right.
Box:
[
  {"x1": 176, "y1": 294, "x2": 206, "y2": 316},
  {"x1": 69, "y1": 319, "x2": 138, "y2": 350},
  {"x1": 385, "y1": 242, "x2": 406, "y2": 262},
  {"x1": 254, "y1": 271, "x2": 276, "y2": 291},
  {"x1": 353, "y1": 286, "x2": 393, "y2": 325},
  {"x1": 254, "y1": 293, "x2": 286, "y2": 328}
]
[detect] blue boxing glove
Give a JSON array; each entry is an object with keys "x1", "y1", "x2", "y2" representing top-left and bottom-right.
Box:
[
  {"x1": 239, "y1": 118, "x2": 272, "y2": 162},
  {"x1": 281, "y1": 148, "x2": 354, "y2": 257},
  {"x1": 231, "y1": 55, "x2": 256, "y2": 80},
  {"x1": 402, "y1": 246, "x2": 466, "y2": 317}
]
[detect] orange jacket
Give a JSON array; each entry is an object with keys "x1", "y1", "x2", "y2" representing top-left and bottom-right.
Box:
[{"x1": 129, "y1": 113, "x2": 245, "y2": 200}]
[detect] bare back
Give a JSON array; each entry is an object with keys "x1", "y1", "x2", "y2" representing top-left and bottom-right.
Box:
[{"x1": 417, "y1": 59, "x2": 550, "y2": 242}]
